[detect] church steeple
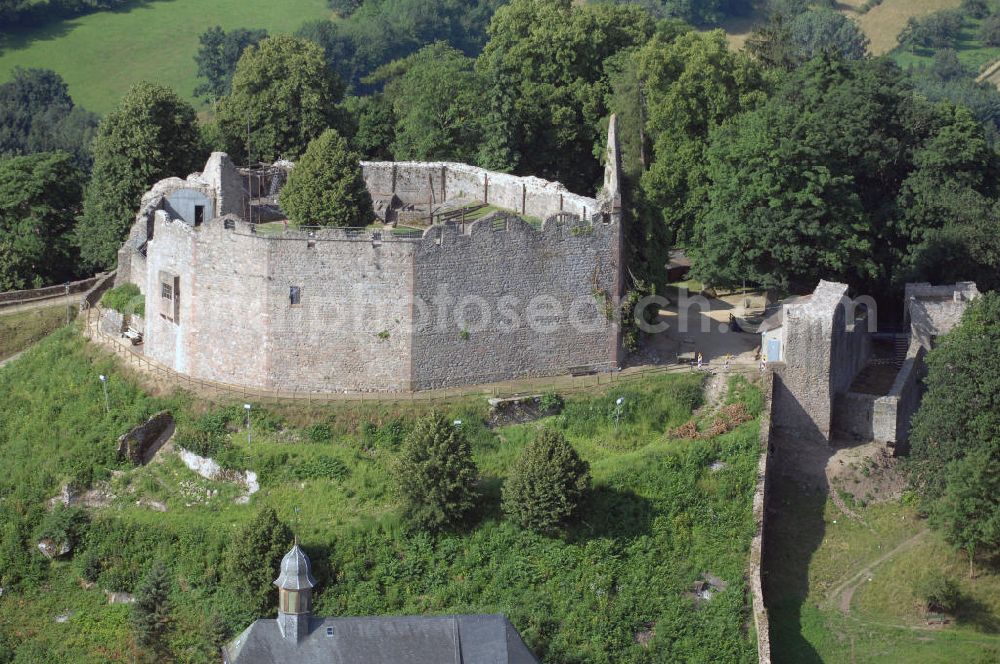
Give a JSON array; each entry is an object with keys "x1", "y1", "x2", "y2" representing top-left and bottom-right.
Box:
[{"x1": 274, "y1": 542, "x2": 317, "y2": 642}]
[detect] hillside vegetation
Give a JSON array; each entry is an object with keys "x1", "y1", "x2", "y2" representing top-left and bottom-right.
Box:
[{"x1": 0, "y1": 326, "x2": 764, "y2": 662}]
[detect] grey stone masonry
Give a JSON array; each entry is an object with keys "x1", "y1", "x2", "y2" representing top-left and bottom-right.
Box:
[{"x1": 905, "y1": 282, "x2": 979, "y2": 349}]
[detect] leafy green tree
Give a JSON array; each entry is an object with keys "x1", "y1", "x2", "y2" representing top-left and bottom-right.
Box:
[
  {"x1": 638, "y1": 29, "x2": 767, "y2": 246},
  {"x1": 476, "y1": 0, "x2": 654, "y2": 191},
  {"x1": 909, "y1": 293, "x2": 1000, "y2": 574},
  {"x1": 217, "y1": 35, "x2": 346, "y2": 163},
  {"x1": 933, "y1": 450, "x2": 1000, "y2": 577},
  {"x1": 343, "y1": 94, "x2": 395, "y2": 160},
  {"x1": 899, "y1": 10, "x2": 964, "y2": 51},
  {"x1": 0, "y1": 152, "x2": 84, "y2": 290},
  {"x1": 194, "y1": 26, "x2": 268, "y2": 101},
  {"x1": 395, "y1": 411, "x2": 479, "y2": 532},
  {"x1": 981, "y1": 13, "x2": 1000, "y2": 47},
  {"x1": 378, "y1": 42, "x2": 484, "y2": 162},
  {"x1": 280, "y1": 129, "x2": 373, "y2": 227},
  {"x1": 75, "y1": 82, "x2": 202, "y2": 269},
  {"x1": 962, "y1": 0, "x2": 990, "y2": 19},
  {"x1": 502, "y1": 429, "x2": 590, "y2": 533},
  {"x1": 916, "y1": 572, "x2": 962, "y2": 612},
  {"x1": 222, "y1": 507, "x2": 293, "y2": 618},
  {"x1": 689, "y1": 57, "x2": 986, "y2": 292},
  {"x1": 787, "y1": 9, "x2": 869, "y2": 62},
  {"x1": 132, "y1": 561, "x2": 172, "y2": 654},
  {"x1": 0, "y1": 67, "x2": 99, "y2": 169}
]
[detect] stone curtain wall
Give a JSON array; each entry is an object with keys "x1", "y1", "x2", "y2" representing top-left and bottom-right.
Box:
[
  {"x1": 904, "y1": 282, "x2": 980, "y2": 349},
  {"x1": 410, "y1": 216, "x2": 620, "y2": 390},
  {"x1": 141, "y1": 213, "x2": 620, "y2": 392},
  {"x1": 751, "y1": 371, "x2": 774, "y2": 664},
  {"x1": 361, "y1": 162, "x2": 600, "y2": 220}
]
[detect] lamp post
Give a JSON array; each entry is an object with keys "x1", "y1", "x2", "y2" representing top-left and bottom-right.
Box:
[
  {"x1": 244, "y1": 403, "x2": 252, "y2": 446},
  {"x1": 99, "y1": 374, "x2": 109, "y2": 414},
  {"x1": 614, "y1": 397, "x2": 624, "y2": 431}
]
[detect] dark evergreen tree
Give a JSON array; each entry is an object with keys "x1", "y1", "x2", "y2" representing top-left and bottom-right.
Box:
[
  {"x1": 132, "y1": 561, "x2": 172, "y2": 654},
  {"x1": 395, "y1": 412, "x2": 479, "y2": 532},
  {"x1": 502, "y1": 429, "x2": 591, "y2": 533}
]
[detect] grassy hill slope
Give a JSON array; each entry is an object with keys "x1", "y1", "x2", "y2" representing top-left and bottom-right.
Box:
[
  {"x1": 0, "y1": 326, "x2": 763, "y2": 663},
  {"x1": 0, "y1": 0, "x2": 332, "y2": 115}
]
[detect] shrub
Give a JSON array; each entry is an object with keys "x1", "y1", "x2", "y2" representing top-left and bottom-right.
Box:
[
  {"x1": 981, "y1": 14, "x2": 1000, "y2": 46},
  {"x1": 917, "y1": 572, "x2": 961, "y2": 613},
  {"x1": 292, "y1": 455, "x2": 349, "y2": 481},
  {"x1": 304, "y1": 422, "x2": 333, "y2": 443},
  {"x1": 34, "y1": 504, "x2": 89, "y2": 552},
  {"x1": 539, "y1": 392, "x2": 564, "y2": 413},
  {"x1": 962, "y1": 0, "x2": 990, "y2": 20},
  {"x1": 394, "y1": 411, "x2": 479, "y2": 532},
  {"x1": 222, "y1": 507, "x2": 293, "y2": 617},
  {"x1": 502, "y1": 429, "x2": 591, "y2": 533},
  {"x1": 100, "y1": 282, "x2": 144, "y2": 317}
]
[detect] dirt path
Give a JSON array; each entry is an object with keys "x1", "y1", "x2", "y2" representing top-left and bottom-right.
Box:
[
  {"x1": 825, "y1": 529, "x2": 930, "y2": 614},
  {"x1": 0, "y1": 350, "x2": 24, "y2": 368}
]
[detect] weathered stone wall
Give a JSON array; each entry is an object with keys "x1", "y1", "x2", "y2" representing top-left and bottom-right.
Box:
[
  {"x1": 410, "y1": 215, "x2": 620, "y2": 390},
  {"x1": 771, "y1": 281, "x2": 872, "y2": 443},
  {"x1": 140, "y1": 213, "x2": 620, "y2": 392},
  {"x1": 361, "y1": 162, "x2": 599, "y2": 221},
  {"x1": 751, "y1": 371, "x2": 774, "y2": 664},
  {"x1": 0, "y1": 274, "x2": 101, "y2": 306},
  {"x1": 832, "y1": 392, "x2": 877, "y2": 441},
  {"x1": 264, "y1": 228, "x2": 415, "y2": 392},
  {"x1": 905, "y1": 282, "x2": 979, "y2": 349}
]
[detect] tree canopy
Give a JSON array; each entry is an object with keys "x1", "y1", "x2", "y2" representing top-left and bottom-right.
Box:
[
  {"x1": 502, "y1": 429, "x2": 591, "y2": 533},
  {"x1": 0, "y1": 68, "x2": 99, "y2": 170},
  {"x1": 222, "y1": 507, "x2": 293, "y2": 619},
  {"x1": 476, "y1": 0, "x2": 654, "y2": 191},
  {"x1": 0, "y1": 152, "x2": 84, "y2": 290},
  {"x1": 217, "y1": 35, "x2": 347, "y2": 163},
  {"x1": 280, "y1": 129, "x2": 373, "y2": 227},
  {"x1": 687, "y1": 57, "x2": 996, "y2": 293},
  {"x1": 75, "y1": 82, "x2": 203, "y2": 270},
  {"x1": 194, "y1": 26, "x2": 269, "y2": 101},
  {"x1": 908, "y1": 293, "x2": 1000, "y2": 572}
]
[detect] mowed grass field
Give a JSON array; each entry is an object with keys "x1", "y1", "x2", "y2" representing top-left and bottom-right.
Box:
[{"x1": 0, "y1": 0, "x2": 333, "y2": 115}]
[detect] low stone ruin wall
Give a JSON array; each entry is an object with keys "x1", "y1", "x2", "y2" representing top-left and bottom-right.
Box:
[
  {"x1": 0, "y1": 274, "x2": 103, "y2": 307},
  {"x1": 361, "y1": 161, "x2": 600, "y2": 222},
  {"x1": 117, "y1": 411, "x2": 174, "y2": 465},
  {"x1": 831, "y1": 345, "x2": 926, "y2": 448}
]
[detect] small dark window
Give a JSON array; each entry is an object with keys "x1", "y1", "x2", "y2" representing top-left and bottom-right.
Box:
[
  {"x1": 325, "y1": 627, "x2": 334, "y2": 637},
  {"x1": 224, "y1": 218, "x2": 235, "y2": 230},
  {"x1": 194, "y1": 205, "x2": 205, "y2": 226},
  {"x1": 307, "y1": 240, "x2": 316, "y2": 249},
  {"x1": 289, "y1": 286, "x2": 301, "y2": 305},
  {"x1": 161, "y1": 283, "x2": 173, "y2": 300}
]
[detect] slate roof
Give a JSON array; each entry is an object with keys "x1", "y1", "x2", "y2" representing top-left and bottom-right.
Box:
[
  {"x1": 223, "y1": 614, "x2": 540, "y2": 664},
  {"x1": 273, "y1": 544, "x2": 316, "y2": 590}
]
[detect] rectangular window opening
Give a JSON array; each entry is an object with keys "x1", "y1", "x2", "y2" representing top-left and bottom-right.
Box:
[
  {"x1": 289, "y1": 286, "x2": 301, "y2": 305},
  {"x1": 194, "y1": 205, "x2": 205, "y2": 226}
]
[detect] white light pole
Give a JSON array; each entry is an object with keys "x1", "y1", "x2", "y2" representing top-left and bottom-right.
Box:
[
  {"x1": 614, "y1": 397, "x2": 624, "y2": 431},
  {"x1": 99, "y1": 375, "x2": 109, "y2": 413},
  {"x1": 244, "y1": 403, "x2": 252, "y2": 446}
]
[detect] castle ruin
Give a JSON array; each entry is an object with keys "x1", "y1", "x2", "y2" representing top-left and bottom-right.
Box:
[{"x1": 111, "y1": 120, "x2": 625, "y2": 393}]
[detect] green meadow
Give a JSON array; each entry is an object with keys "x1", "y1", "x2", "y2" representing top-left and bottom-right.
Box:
[{"x1": 0, "y1": 0, "x2": 333, "y2": 115}]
